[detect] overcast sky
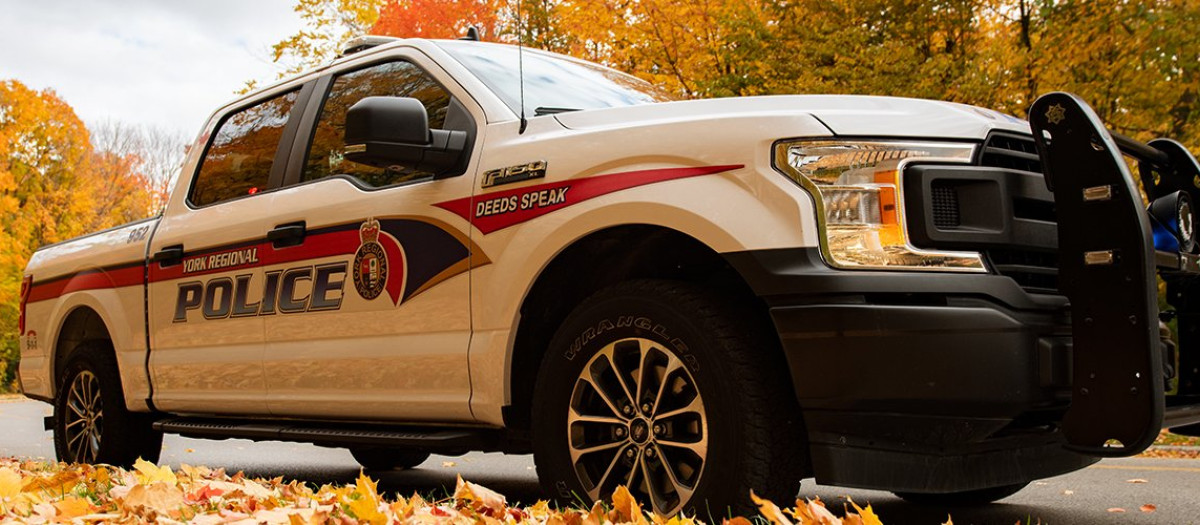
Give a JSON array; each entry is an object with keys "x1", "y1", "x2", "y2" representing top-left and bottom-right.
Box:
[{"x1": 0, "y1": 0, "x2": 306, "y2": 138}]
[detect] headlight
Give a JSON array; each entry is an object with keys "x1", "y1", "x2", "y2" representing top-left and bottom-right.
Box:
[{"x1": 774, "y1": 140, "x2": 986, "y2": 271}]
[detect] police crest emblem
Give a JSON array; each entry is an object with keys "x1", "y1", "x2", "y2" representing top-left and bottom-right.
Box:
[{"x1": 352, "y1": 218, "x2": 388, "y2": 300}]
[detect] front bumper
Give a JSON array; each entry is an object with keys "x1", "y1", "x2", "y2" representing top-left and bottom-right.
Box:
[
  {"x1": 726, "y1": 247, "x2": 1095, "y2": 491},
  {"x1": 728, "y1": 247, "x2": 1071, "y2": 419}
]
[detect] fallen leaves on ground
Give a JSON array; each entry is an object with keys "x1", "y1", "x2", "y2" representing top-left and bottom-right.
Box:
[{"x1": 0, "y1": 458, "x2": 927, "y2": 524}]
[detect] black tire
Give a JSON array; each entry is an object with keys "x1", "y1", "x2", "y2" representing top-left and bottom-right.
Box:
[
  {"x1": 53, "y1": 342, "x2": 163, "y2": 466},
  {"x1": 349, "y1": 447, "x2": 431, "y2": 470},
  {"x1": 532, "y1": 279, "x2": 806, "y2": 517},
  {"x1": 893, "y1": 483, "x2": 1029, "y2": 506}
]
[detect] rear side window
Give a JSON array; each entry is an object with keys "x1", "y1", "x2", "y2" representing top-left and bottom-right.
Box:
[
  {"x1": 190, "y1": 90, "x2": 300, "y2": 206},
  {"x1": 302, "y1": 61, "x2": 452, "y2": 188}
]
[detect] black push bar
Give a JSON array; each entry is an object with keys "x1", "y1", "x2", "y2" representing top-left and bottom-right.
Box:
[{"x1": 1028, "y1": 92, "x2": 1200, "y2": 456}]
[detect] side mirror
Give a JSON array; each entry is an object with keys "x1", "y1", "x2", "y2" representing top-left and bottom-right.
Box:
[{"x1": 343, "y1": 96, "x2": 468, "y2": 176}]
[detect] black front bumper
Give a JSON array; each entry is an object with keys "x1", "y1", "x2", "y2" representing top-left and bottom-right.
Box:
[
  {"x1": 729, "y1": 247, "x2": 1071, "y2": 418},
  {"x1": 726, "y1": 247, "x2": 1094, "y2": 491}
]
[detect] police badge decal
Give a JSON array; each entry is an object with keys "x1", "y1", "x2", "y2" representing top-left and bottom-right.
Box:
[{"x1": 352, "y1": 218, "x2": 389, "y2": 300}]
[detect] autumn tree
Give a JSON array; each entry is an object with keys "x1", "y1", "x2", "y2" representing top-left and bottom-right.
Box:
[
  {"x1": 0, "y1": 81, "x2": 157, "y2": 390},
  {"x1": 271, "y1": 0, "x2": 388, "y2": 77},
  {"x1": 91, "y1": 121, "x2": 189, "y2": 214},
  {"x1": 372, "y1": 0, "x2": 504, "y2": 40}
]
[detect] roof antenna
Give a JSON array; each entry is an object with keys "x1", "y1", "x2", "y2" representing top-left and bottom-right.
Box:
[
  {"x1": 459, "y1": 26, "x2": 480, "y2": 41},
  {"x1": 516, "y1": 0, "x2": 528, "y2": 134}
]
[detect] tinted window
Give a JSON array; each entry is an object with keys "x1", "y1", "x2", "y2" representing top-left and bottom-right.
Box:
[
  {"x1": 303, "y1": 61, "x2": 452, "y2": 187},
  {"x1": 191, "y1": 90, "x2": 299, "y2": 206}
]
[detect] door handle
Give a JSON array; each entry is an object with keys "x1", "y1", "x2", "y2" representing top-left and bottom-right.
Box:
[
  {"x1": 268, "y1": 221, "x2": 306, "y2": 248},
  {"x1": 152, "y1": 245, "x2": 184, "y2": 266}
]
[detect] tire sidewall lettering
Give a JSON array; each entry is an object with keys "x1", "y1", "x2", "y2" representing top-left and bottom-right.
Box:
[{"x1": 563, "y1": 315, "x2": 696, "y2": 373}]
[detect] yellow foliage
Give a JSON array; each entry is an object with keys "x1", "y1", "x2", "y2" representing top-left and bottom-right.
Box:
[
  {"x1": 0, "y1": 467, "x2": 21, "y2": 499},
  {"x1": 0, "y1": 457, "x2": 914, "y2": 524},
  {"x1": 132, "y1": 458, "x2": 177, "y2": 486}
]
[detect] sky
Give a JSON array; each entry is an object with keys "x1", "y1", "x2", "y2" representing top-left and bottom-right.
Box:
[{"x1": 0, "y1": 0, "x2": 306, "y2": 138}]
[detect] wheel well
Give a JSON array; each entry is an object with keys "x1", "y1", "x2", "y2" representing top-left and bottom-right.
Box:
[
  {"x1": 506, "y1": 225, "x2": 782, "y2": 434},
  {"x1": 54, "y1": 307, "x2": 113, "y2": 383}
]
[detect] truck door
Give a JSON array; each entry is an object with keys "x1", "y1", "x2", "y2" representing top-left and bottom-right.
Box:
[
  {"x1": 259, "y1": 56, "x2": 484, "y2": 421},
  {"x1": 147, "y1": 86, "x2": 310, "y2": 415}
]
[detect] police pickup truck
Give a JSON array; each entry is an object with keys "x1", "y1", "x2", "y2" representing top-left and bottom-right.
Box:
[{"x1": 17, "y1": 35, "x2": 1200, "y2": 515}]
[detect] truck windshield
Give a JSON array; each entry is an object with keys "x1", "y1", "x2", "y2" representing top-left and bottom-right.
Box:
[{"x1": 435, "y1": 41, "x2": 677, "y2": 116}]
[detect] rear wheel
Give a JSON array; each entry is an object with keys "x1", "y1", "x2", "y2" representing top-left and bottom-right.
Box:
[
  {"x1": 532, "y1": 279, "x2": 805, "y2": 516},
  {"x1": 893, "y1": 483, "x2": 1029, "y2": 506},
  {"x1": 53, "y1": 342, "x2": 162, "y2": 466},
  {"x1": 349, "y1": 447, "x2": 431, "y2": 471}
]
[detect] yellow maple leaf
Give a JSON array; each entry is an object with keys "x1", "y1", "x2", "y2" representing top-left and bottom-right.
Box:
[
  {"x1": 529, "y1": 499, "x2": 553, "y2": 519},
  {"x1": 121, "y1": 482, "x2": 186, "y2": 514},
  {"x1": 612, "y1": 485, "x2": 650, "y2": 524},
  {"x1": 849, "y1": 499, "x2": 883, "y2": 525},
  {"x1": 133, "y1": 459, "x2": 177, "y2": 486},
  {"x1": 454, "y1": 475, "x2": 507, "y2": 515},
  {"x1": 0, "y1": 468, "x2": 22, "y2": 499},
  {"x1": 22, "y1": 470, "x2": 82, "y2": 496},
  {"x1": 751, "y1": 491, "x2": 794, "y2": 525},
  {"x1": 53, "y1": 495, "x2": 94, "y2": 519},
  {"x1": 344, "y1": 471, "x2": 387, "y2": 525}
]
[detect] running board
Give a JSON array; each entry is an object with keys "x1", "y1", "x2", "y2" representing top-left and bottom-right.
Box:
[{"x1": 153, "y1": 418, "x2": 499, "y2": 453}]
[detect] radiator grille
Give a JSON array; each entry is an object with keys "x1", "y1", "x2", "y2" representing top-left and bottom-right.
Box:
[
  {"x1": 979, "y1": 132, "x2": 1059, "y2": 293},
  {"x1": 980, "y1": 133, "x2": 1042, "y2": 174}
]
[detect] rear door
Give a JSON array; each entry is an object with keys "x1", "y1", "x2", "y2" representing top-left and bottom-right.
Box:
[
  {"x1": 260, "y1": 53, "x2": 485, "y2": 421},
  {"x1": 147, "y1": 85, "x2": 311, "y2": 415}
]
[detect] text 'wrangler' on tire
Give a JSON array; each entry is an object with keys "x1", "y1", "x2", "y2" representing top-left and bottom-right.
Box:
[{"x1": 15, "y1": 32, "x2": 1200, "y2": 516}]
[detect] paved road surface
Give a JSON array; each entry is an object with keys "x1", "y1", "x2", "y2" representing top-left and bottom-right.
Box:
[{"x1": 2, "y1": 398, "x2": 1196, "y2": 524}]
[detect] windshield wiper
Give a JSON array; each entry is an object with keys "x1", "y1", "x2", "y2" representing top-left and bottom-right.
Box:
[{"x1": 534, "y1": 106, "x2": 582, "y2": 116}]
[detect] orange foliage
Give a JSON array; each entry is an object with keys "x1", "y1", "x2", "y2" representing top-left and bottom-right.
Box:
[
  {"x1": 0, "y1": 80, "x2": 155, "y2": 390},
  {"x1": 371, "y1": 0, "x2": 503, "y2": 40}
]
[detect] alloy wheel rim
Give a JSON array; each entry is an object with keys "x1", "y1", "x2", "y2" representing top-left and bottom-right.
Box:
[
  {"x1": 64, "y1": 370, "x2": 103, "y2": 463},
  {"x1": 567, "y1": 337, "x2": 708, "y2": 515}
]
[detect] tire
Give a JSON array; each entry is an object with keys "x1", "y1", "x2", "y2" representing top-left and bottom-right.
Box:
[
  {"x1": 532, "y1": 279, "x2": 806, "y2": 517},
  {"x1": 53, "y1": 342, "x2": 163, "y2": 466},
  {"x1": 349, "y1": 447, "x2": 431, "y2": 471},
  {"x1": 893, "y1": 483, "x2": 1029, "y2": 506}
]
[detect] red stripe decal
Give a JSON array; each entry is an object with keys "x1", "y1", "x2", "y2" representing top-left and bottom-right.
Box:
[
  {"x1": 435, "y1": 164, "x2": 743, "y2": 234},
  {"x1": 27, "y1": 265, "x2": 144, "y2": 304}
]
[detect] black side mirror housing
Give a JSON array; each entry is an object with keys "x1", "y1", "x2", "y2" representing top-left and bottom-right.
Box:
[{"x1": 343, "y1": 96, "x2": 468, "y2": 176}]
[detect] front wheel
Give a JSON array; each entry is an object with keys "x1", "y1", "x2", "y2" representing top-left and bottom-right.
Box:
[
  {"x1": 53, "y1": 342, "x2": 163, "y2": 466},
  {"x1": 532, "y1": 280, "x2": 806, "y2": 516},
  {"x1": 893, "y1": 483, "x2": 1029, "y2": 506}
]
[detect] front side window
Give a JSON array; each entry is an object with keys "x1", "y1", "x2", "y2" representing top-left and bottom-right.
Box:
[
  {"x1": 190, "y1": 90, "x2": 299, "y2": 206},
  {"x1": 303, "y1": 61, "x2": 453, "y2": 187}
]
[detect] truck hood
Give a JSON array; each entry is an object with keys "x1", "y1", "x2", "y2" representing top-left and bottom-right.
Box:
[{"x1": 554, "y1": 95, "x2": 1031, "y2": 140}]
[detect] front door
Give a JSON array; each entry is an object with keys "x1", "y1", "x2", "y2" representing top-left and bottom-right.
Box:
[{"x1": 261, "y1": 57, "x2": 484, "y2": 422}]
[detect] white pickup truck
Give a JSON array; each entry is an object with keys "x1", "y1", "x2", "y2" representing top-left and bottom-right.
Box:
[{"x1": 17, "y1": 35, "x2": 1200, "y2": 515}]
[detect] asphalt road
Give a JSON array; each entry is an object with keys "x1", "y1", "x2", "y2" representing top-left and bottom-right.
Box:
[{"x1": 2, "y1": 397, "x2": 1197, "y2": 524}]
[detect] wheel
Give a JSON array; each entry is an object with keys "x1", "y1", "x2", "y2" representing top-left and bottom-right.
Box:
[
  {"x1": 532, "y1": 279, "x2": 806, "y2": 516},
  {"x1": 349, "y1": 447, "x2": 431, "y2": 470},
  {"x1": 893, "y1": 483, "x2": 1029, "y2": 506},
  {"x1": 53, "y1": 342, "x2": 163, "y2": 466}
]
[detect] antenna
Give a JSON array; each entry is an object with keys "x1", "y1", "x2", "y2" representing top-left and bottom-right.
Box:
[{"x1": 516, "y1": 0, "x2": 528, "y2": 134}]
